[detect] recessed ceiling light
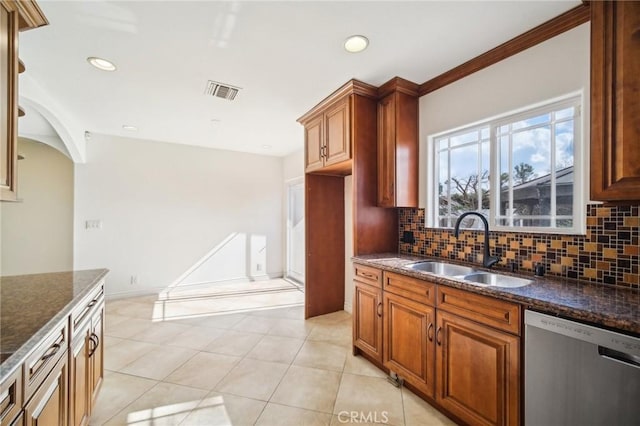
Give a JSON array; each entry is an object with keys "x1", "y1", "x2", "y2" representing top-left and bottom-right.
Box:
[
  {"x1": 344, "y1": 35, "x2": 369, "y2": 53},
  {"x1": 87, "y1": 56, "x2": 117, "y2": 71},
  {"x1": 262, "y1": 145, "x2": 272, "y2": 150},
  {"x1": 122, "y1": 125, "x2": 138, "y2": 131}
]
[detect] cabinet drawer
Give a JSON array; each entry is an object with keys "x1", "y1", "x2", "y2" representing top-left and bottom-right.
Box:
[
  {"x1": 353, "y1": 264, "x2": 382, "y2": 288},
  {"x1": 0, "y1": 367, "x2": 22, "y2": 426},
  {"x1": 437, "y1": 286, "x2": 521, "y2": 335},
  {"x1": 23, "y1": 320, "x2": 67, "y2": 403},
  {"x1": 383, "y1": 271, "x2": 435, "y2": 306},
  {"x1": 70, "y1": 282, "x2": 104, "y2": 336}
]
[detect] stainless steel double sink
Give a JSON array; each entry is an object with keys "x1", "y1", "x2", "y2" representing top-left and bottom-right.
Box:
[{"x1": 404, "y1": 261, "x2": 533, "y2": 288}]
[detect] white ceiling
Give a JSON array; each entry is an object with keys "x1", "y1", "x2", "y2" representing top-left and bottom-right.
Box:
[{"x1": 18, "y1": 0, "x2": 580, "y2": 159}]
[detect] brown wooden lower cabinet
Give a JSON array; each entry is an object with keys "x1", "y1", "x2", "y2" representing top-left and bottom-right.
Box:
[
  {"x1": 353, "y1": 265, "x2": 521, "y2": 426},
  {"x1": 69, "y1": 323, "x2": 90, "y2": 426},
  {"x1": 89, "y1": 307, "x2": 104, "y2": 405},
  {"x1": 23, "y1": 352, "x2": 67, "y2": 426},
  {"x1": 436, "y1": 310, "x2": 520, "y2": 426},
  {"x1": 353, "y1": 281, "x2": 383, "y2": 362},
  {"x1": 383, "y1": 291, "x2": 435, "y2": 399},
  {"x1": 69, "y1": 304, "x2": 104, "y2": 426}
]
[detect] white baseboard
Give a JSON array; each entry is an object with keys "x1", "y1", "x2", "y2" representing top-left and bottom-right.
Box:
[
  {"x1": 343, "y1": 301, "x2": 352, "y2": 314},
  {"x1": 105, "y1": 272, "x2": 286, "y2": 301},
  {"x1": 106, "y1": 286, "x2": 166, "y2": 301}
]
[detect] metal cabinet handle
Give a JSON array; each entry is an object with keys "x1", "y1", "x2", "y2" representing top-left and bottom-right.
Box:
[
  {"x1": 377, "y1": 303, "x2": 383, "y2": 317},
  {"x1": 427, "y1": 323, "x2": 434, "y2": 342},
  {"x1": 361, "y1": 272, "x2": 375, "y2": 279},
  {"x1": 40, "y1": 343, "x2": 61, "y2": 361},
  {"x1": 88, "y1": 333, "x2": 100, "y2": 357},
  {"x1": 87, "y1": 335, "x2": 96, "y2": 356},
  {"x1": 436, "y1": 327, "x2": 442, "y2": 346}
]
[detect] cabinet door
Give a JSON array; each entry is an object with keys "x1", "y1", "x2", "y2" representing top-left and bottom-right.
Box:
[
  {"x1": 69, "y1": 328, "x2": 90, "y2": 426},
  {"x1": 353, "y1": 281, "x2": 383, "y2": 362},
  {"x1": 0, "y1": 3, "x2": 18, "y2": 201},
  {"x1": 591, "y1": 1, "x2": 640, "y2": 201},
  {"x1": 377, "y1": 93, "x2": 396, "y2": 207},
  {"x1": 324, "y1": 97, "x2": 351, "y2": 166},
  {"x1": 383, "y1": 292, "x2": 435, "y2": 398},
  {"x1": 304, "y1": 114, "x2": 324, "y2": 173},
  {"x1": 436, "y1": 311, "x2": 519, "y2": 426},
  {"x1": 89, "y1": 306, "x2": 104, "y2": 406},
  {"x1": 24, "y1": 353, "x2": 68, "y2": 426}
]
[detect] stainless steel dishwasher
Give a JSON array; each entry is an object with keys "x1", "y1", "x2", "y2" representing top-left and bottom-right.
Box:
[{"x1": 525, "y1": 310, "x2": 640, "y2": 426}]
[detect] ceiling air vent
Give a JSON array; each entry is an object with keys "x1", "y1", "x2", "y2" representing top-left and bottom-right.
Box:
[{"x1": 204, "y1": 80, "x2": 241, "y2": 101}]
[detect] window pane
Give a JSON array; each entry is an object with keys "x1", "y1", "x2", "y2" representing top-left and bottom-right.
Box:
[
  {"x1": 511, "y1": 218, "x2": 551, "y2": 228},
  {"x1": 555, "y1": 119, "x2": 574, "y2": 170},
  {"x1": 556, "y1": 167, "x2": 573, "y2": 217},
  {"x1": 481, "y1": 128, "x2": 489, "y2": 140},
  {"x1": 498, "y1": 135, "x2": 510, "y2": 217},
  {"x1": 513, "y1": 126, "x2": 550, "y2": 175},
  {"x1": 555, "y1": 107, "x2": 574, "y2": 120},
  {"x1": 556, "y1": 218, "x2": 573, "y2": 228},
  {"x1": 511, "y1": 113, "x2": 550, "y2": 130},
  {"x1": 449, "y1": 144, "x2": 480, "y2": 215},
  {"x1": 450, "y1": 130, "x2": 479, "y2": 147},
  {"x1": 438, "y1": 150, "x2": 449, "y2": 224},
  {"x1": 496, "y1": 218, "x2": 510, "y2": 227},
  {"x1": 481, "y1": 141, "x2": 490, "y2": 210},
  {"x1": 438, "y1": 137, "x2": 448, "y2": 150}
]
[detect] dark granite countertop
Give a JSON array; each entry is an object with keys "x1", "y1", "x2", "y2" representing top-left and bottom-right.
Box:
[
  {"x1": 353, "y1": 253, "x2": 639, "y2": 336},
  {"x1": 0, "y1": 269, "x2": 109, "y2": 382}
]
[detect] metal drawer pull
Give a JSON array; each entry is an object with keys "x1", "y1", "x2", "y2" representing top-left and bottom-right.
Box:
[
  {"x1": 360, "y1": 271, "x2": 375, "y2": 279},
  {"x1": 427, "y1": 323, "x2": 434, "y2": 342},
  {"x1": 40, "y1": 343, "x2": 61, "y2": 361},
  {"x1": 377, "y1": 303, "x2": 383, "y2": 317},
  {"x1": 436, "y1": 327, "x2": 442, "y2": 346}
]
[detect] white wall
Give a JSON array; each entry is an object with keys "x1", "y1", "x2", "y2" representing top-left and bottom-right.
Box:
[
  {"x1": 283, "y1": 149, "x2": 304, "y2": 182},
  {"x1": 419, "y1": 23, "x2": 590, "y2": 208},
  {"x1": 1, "y1": 138, "x2": 74, "y2": 275},
  {"x1": 74, "y1": 134, "x2": 284, "y2": 297}
]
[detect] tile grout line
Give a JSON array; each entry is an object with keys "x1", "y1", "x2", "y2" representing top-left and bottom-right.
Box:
[{"x1": 102, "y1": 302, "x2": 368, "y2": 425}]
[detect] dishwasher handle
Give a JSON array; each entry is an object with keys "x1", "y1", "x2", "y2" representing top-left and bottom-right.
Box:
[{"x1": 598, "y1": 346, "x2": 640, "y2": 369}]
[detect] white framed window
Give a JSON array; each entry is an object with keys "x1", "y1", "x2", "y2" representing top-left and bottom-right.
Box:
[{"x1": 430, "y1": 95, "x2": 584, "y2": 234}]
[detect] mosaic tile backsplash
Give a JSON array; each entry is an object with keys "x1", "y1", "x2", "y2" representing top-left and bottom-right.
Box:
[{"x1": 398, "y1": 204, "x2": 640, "y2": 289}]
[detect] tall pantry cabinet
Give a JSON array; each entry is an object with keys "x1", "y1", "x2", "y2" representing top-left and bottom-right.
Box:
[{"x1": 299, "y1": 80, "x2": 398, "y2": 318}]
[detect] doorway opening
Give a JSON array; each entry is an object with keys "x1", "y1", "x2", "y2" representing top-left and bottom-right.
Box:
[{"x1": 286, "y1": 178, "x2": 305, "y2": 288}]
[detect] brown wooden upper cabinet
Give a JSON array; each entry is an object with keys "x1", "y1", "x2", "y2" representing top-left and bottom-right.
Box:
[
  {"x1": 302, "y1": 95, "x2": 351, "y2": 174},
  {"x1": 377, "y1": 78, "x2": 419, "y2": 207},
  {"x1": 590, "y1": 1, "x2": 640, "y2": 202},
  {"x1": 299, "y1": 80, "x2": 378, "y2": 175},
  {"x1": 0, "y1": 0, "x2": 47, "y2": 201}
]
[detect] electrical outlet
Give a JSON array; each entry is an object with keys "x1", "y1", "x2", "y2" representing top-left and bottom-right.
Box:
[
  {"x1": 85, "y1": 220, "x2": 102, "y2": 229},
  {"x1": 130, "y1": 275, "x2": 138, "y2": 285},
  {"x1": 256, "y1": 264, "x2": 262, "y2": 271}
]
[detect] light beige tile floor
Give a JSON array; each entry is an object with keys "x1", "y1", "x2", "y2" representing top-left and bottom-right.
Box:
[{"x1": 92, "y1": 282, "x2": 456, "y2": 425}]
